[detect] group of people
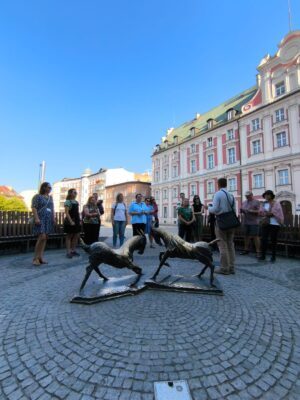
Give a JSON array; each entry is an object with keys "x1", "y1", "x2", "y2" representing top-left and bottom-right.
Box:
[
  {"x1": 31, "y1": 184, "x2": 160, "y2": 265},
  {"x1": 31, "y1": 180, "x2": 284, "y2": 272},
  {"x1": 176, "y1": 179, "x2": 284, "y2": 275}
]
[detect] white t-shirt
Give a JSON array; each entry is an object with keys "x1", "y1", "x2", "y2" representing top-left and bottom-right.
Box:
[
  {"x1": 264, "y1": 203, "x2": 280, "y2": 226},
  {"x1": 112, "y1": 203, "x2": 126, "y2": 221}
]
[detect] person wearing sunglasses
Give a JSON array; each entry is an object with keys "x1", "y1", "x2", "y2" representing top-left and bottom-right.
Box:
[
  {"x1": 31, "y1": 182, "x2": 55, "y2": 266},
  {"x1": 64, "y1": 188, "x2": 81, "y2": 258}
]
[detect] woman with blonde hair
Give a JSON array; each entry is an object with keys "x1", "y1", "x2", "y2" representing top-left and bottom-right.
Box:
[
  {"x1": 31, "y1": 182, "x2": 55, "y2": 266},
  {"x1": 64, "y1": 188, "x2": 81, "y2": 258},
  {"x1": 82, "y1": 196, "x2": 100, "y2": 245},
  {"x1": 111, "y1": 193, "x2": 128, "y2": 247}
]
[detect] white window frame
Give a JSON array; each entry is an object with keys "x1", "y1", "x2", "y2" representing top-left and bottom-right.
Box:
[
  {"x1": 228, "y1": 178, "x2": 237, "y2": 192},
  {"x1": 252, "y1": 118, "x2": 260, "y2": 131},
  {"x1": 163, "y1": 189, "x2": 168, "y2": 200},
  {"x1": 163, "y1": 206, "x2": 168, "y2": 218},
  {"x1": 207, "y1": 137, "x2": 213, "y2": 148},
  {"x1": 172, "y1": 187, "x2": 178, "y2": 198},
  {"x1": 276, "y1": 131, "x2": 287, "y2": 148},
  {"x1": 155, "y1": 190, "x2": 159, "y2": 200},
  {"x1": 275, "y1": 108, "x2": 285, "y2": 123},
  {"x1": 172, "y1": 165, "x2": 178, "y2": 178},
  {"x1": 275, "y1": 81, "x2": 285, "y2": 97},
  {"x1": 190, "y1": 159, "x2": 196, "y2": 173},
  {"x1": 172, "y1": 151, "x2": 178, "y2": 160},
  {"x1": 208, "y1": 120, "x2": 213, "y2": 129},
  {"x1": 253, "y1": 174, "x2": 263, "y2": 189},
  {"x1": 228, "y1": 148, "x2": 236, "y2": 164},
  {"x1": 207, "y1": 154, "x2": 214, "y2": 169},
  {"x1": 155, "y1": 171, "x2": 159, "y2": 182},
  {"x1": 163, "y1": 168, "x2": 168, "y2": 180},
  {"x1": 278, "y1": 169, "x2": 289, "y2": 185},
  {"x1": 191, "y1": 144, "x2": 196, "y2": 154},
  {"x1": 173, "y1": 136, "x2": 178, "y2": 144},
  {"x1": 227, "y1": 129, "x2": 234, "y2": 140},
  {"x1": 207, "y1": 181, "x2": 214, "y2": 194},
  {"x1": 227, "y1": 109, "x2": 234, "y2": 120},
  {"x1": 252, "y1": 139, "x2": 261, "y2": 155},
  {"x1": 190, "y1": 184, "x2": 196, "y2": 196}
]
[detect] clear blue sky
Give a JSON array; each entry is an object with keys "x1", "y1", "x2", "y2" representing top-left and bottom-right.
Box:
[{"x1": 0, "y1": 0, "x2": 299, "y2": 192}]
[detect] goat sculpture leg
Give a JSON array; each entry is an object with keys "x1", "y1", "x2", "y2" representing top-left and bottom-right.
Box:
[
  {"x1": 197, "y1": 262, "x2": 215, "y2": 287},
  {"x1": 159, "y1": 252, "x2": 170, "y2": 267},
  {"x1": 80, "y1": 263, "x2": 107, "y2": 291},
  {"x1": 151, "y1": 251, "x2": 170, "y2": 280}
]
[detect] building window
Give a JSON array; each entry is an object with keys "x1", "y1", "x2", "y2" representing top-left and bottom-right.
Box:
[
  {"x1": 190, "y1": 127, "x2": 195, "y2": 137},
  {"x1": 207, "y1": 137, "x2": 213, "y2": 147},
  {"x1": 172, "y1": 187, "x2": 178, "y2": 198},
  {"x1": 276, "y1": 132, "x2": 287, "y2": 148},
  {"x1": 191, "y1": 144, "x2": 196, "y2": 153},
  {"x1": 191, "y1": 184, "x2": 196, "y2": 196},
  {"x1": 278, "y1": 169, "x2": 289, "y2": 185},
  {"x1": 207, "y1": 181, "x2": 214, "y2": 194},
  {"x1": 275, "y1": 81, "x2": 285, "y2": 97},
  {"x1": 227, "y1": 129, "x2": 234, "y2": 140},
  {"x1": 252, "y1": 140, "x2": 261, "y2": 155},
  {"x1": 275, "y1": 108, "x2": 285, "y2": 122},
  {"x1": 172, "y1": 151, "x2": 178, "y2": 160},
  {"x1": 190, "y1": 159, "x2": 196, "y2": 173},
  {"x1": 172, "y1": 165, "x2": 178, "y2": 178},
  {"x1": 163, "y1": 206, "x2": 168, "y2": 218},
  {"x1": 252, "y1": 118, "x2": 260, "y2": 131},
  {"x1": 228, "y1": 178, "x2": 236, "y2": 192},
  {"x1": 207, "y1": 154, "x2": 214, "y2": 169},
  {"x1": 155, "y1": 190, "x2": 159, "y2": 199},
  {"x1": 173, "y1": 206, "x2": 177, "y2": 218},
  {"x1": 163, "y1": 168, "x2": 168, "y2": 180},
  {"x1": 253, "y1": 174, "x2": 263, "y2": 188},
  {"x1": 155, "y1": 171, "x2": 159, "y2": 182},
  {"x1": 227, "y1": 109, "x2": 234, "y2": 120},
  {"x1": 208, "y1": 119, "x2": 214, "y2": 129},
  {"x1": 163, "y1": 189, "x2": 168, "y2": 200},
  {"x1": 228, "y1": 148, "x2": 236, "y2": 164},
  {"x1": 173, "y1": 136, "x2": 178, "y2": 144}
]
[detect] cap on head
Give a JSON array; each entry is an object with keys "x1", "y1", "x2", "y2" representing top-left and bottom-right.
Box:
[{"x1": 245, "y1": 191, "x2": 253, "y2": 196}]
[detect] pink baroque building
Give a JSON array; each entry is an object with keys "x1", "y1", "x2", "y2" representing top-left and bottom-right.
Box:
[{"x1": 151, "y1": 31, "x2": 300, "y2": 225}]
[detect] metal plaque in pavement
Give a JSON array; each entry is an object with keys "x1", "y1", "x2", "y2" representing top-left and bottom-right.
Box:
[{"x1": 154, "y1": 380, "x2": 192, "y2": 400}]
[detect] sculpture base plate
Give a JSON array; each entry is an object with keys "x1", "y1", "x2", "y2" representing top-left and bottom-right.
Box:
[
  {"x1": 71, "y1": 274, "x2": 147, "y2": 305},
  {"x1": 146, "y1": 273, "x2": 223, "y2": 295}
]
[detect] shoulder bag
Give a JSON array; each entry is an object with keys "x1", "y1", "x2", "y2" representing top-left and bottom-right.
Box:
[{"x1": 216, "y1": 190, "x2": 241, "y2": 230}]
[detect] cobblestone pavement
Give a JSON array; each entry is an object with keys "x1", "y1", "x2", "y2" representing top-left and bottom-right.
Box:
[{"x1": 0, "y1": 226, "x2": 300, "y2": 400}]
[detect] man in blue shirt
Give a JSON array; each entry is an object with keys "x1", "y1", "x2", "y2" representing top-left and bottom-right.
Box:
[
  {"x1": 204, "y1": 178, "x2": 236, "y2": 275},
  {"x1": 128, "y1": 193, "x2": 148, "y2": 236}
]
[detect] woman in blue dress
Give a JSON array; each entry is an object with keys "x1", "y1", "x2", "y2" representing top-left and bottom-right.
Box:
[
  {"x1": 31, "y1": 182, "x2": 55, "y2": 266},
  {"x1": 144, "y1": 198, "x2": 155, "y2": 248}
]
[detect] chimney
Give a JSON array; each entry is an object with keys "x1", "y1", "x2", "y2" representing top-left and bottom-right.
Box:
[{"x1": 195, "y1": 113, "x2": 201, "y2": 120}]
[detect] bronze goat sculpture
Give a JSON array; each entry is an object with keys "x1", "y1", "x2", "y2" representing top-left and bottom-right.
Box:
[
  {"x1": 151, "y1": 228, "x2": 218, "y2": 286},
  {"x1": 79, "y1": 235, "x2": 146, "y2": 291}
]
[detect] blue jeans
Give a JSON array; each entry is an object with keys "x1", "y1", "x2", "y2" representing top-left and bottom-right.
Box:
[{"x1": 113, "y1": 221, "x2": 126, "y2": 246}]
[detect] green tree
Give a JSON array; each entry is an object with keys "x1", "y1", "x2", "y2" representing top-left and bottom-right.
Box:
[{"x1": 0, "y1": 195, "x2": 28, "y2": 211}]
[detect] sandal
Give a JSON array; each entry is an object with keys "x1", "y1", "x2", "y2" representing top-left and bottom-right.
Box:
[{"x1": 32, "y1": 258, "x2": 41, "y2": 266}]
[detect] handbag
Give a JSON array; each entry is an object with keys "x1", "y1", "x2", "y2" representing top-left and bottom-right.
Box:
[{"x1": 216, "y1": 190, "x2": 241, "y2": 230}]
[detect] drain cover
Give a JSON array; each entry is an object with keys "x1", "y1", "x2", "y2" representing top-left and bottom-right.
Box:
[{"x1": 154, "y1": 380, "x2": 192, "y2": 400}]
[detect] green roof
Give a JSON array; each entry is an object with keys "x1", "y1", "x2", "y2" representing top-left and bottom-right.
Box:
[{"x1": 157, "y1": 85, "x2": 257, "y2": 150}]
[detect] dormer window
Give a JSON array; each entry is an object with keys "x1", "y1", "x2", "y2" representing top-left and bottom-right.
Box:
[
  {"x1": 190, "y1": 127, "x2": 195, "y2": 137},
  {"x1": 173, "y1": 136, "x2": 178, "y2": 144},
  {"x1": 207, "y1": 119, "x2": 214, "y2": 129},
  {"x1": 207, "y1": 137, "x2": 213, "y2": 147},
  {"x1": 275, "y1": 81, "x2": 285, "y2": 97},
  {"x1": 227, "y1": 109, "x2": 235, "y2": 121}
]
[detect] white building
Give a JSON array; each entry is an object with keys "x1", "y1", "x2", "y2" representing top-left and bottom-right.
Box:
[{"x1": 151, "y1": 31, "x2": 300, "y2": 225}]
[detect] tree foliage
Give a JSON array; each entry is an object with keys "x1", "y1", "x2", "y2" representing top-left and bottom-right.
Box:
[{"x1": 0, "y1": 195, "x2": 28, "y2": 211}]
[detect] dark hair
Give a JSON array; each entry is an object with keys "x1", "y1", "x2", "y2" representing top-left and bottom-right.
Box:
[
  {"x1": 262, "y1": 190, "x2": 275, "y2": 200},
  {"x1": 218, "y1": 178, "x2": 227, "y2": 188},
  {"x1": 193, "y1": 195, "x2": 202, "y2": 203},
  {"x1": 135, "y1": 193, "x2": 142, "y2": 199},
  {"x1": 39, "y1": 182, "x2": 51, "y2": 195},
  {"x1": 116, "y1": 193, "x2": 123, "y2": 203},
  {"x1": 66, "y1": 188, "x2": 76, "y2": 200},
  {"x1": 86, "y1": 196, "x2": 95, "y2": 206}
]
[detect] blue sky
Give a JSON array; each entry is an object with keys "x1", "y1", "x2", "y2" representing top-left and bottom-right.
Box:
[{"x1": 0, "y1": 0, "x2": 299, "y2": 192}]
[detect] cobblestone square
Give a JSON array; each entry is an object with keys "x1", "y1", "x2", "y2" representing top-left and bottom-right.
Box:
[{"x1": 1, "y1": 226, "x2": 300, "y2": 399}]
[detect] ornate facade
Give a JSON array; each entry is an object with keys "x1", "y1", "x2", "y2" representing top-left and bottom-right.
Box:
[{"x1": 151, "y1": 31, "x2": 300, "y2": 225}]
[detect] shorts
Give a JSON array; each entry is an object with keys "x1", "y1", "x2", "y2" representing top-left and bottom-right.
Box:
[{"x1": 244, "y1": 224, "x2": 259, "y2": 237}]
